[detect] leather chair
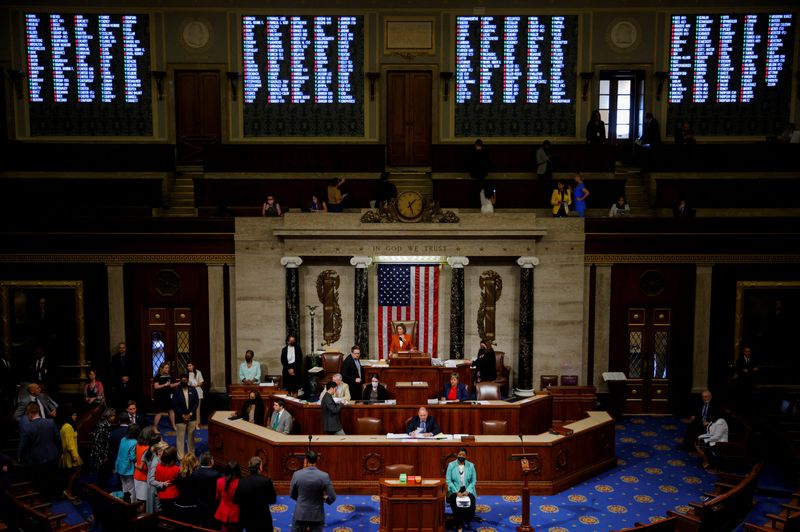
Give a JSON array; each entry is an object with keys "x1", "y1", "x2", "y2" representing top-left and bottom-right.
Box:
[
  {"x1": 540, "y1": 375, "x2": 559, "y2": 389},
  {"x1": 355, "y1": 417, "x2": 384, "y2": 435},
  {"x1": 482, "y1": 419, "x2": 508, "y2": 435},
  {"x1": 316, "y1": 352, "x2": 343, "y2": 392},
  {"x1": 389, "y1": 320, "x2": 419, "y2": 350},
  {"x1": 384, "y1": 464, "x2": 414, "y2": 477},
  {"x1": 560, "y1": 375, "x2": 579, "y2": 386},
  {"x1": 476, "y1": 382, "x2": 501, "y2": 401},
  {"x1": 494, "y1": 351, "x2": 509, "y2": 396}
]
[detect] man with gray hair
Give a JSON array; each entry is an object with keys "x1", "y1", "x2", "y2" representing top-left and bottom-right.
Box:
[
  {"x1": 234, "y1": 455, "x2": 277, "y2": 532},
  {"x1": 319, "y1": 373, "x2": 351, "y2": 402}
]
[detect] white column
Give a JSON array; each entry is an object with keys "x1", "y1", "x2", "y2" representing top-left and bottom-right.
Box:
[
  {"x1": 593, "y1": 264, "x2": 612, "y2": 393},
  {"x1": 208, "y1": 265, "x2": 226, "y2": 393},
  {"x1": 582, "y1": 264, "x2": 592, "y2": 385},
  {"x1": 446, "y1": 256, "x2": 469, "y2": 269},
  {"x1": 106, "y1": 263, "x2": 126, "y2": 351},
  {"x1": 280, "y1": 256, "x2": 303, "y2": 269},
  {"x1": 350, "y1": 256, "x2": 373, "y2": 269},
  {"x1": 692, "y1": 264, "x2": 713, "y2": 392}
]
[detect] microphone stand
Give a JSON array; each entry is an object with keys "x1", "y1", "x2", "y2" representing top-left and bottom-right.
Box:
[{"x1": 509, "y1": 433, "x2": 537, "y2": 532}]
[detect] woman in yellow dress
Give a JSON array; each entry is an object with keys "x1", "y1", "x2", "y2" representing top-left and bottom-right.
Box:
[{"x1": 59, "y1": 407, "x2": 83, "y2": 500}]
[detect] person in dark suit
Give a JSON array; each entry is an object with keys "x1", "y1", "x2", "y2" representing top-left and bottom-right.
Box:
[
  {"x1": 14, "y1": 382, "x2": 57, "y2": 425},
  {"x1": 240, "y1": 391, "x2": 266, "y2": 426},
  {"x1": 234, "y1": 456, "x2": 277, "y2": 532},
  {"x1": 192, "y1": 452, "x2": 222, "y2": 528},
  {"x1": 736, "y1": 346, "x2": 759, "y2": 393},
  {"x1": 361, "y1": 374, "x2": 388, "y2": 403},
  {"x1": 0, "y1": 350, "x2": 16, "y2": 409},
  {"x1": 442, "y1": 373, "x2": 469, "y2": 401},
  {"x1": 29, "y1": 345, "x2": 53, "y2": 390},
  {"x1": 321, "y1": 381, "x2": 346, "y2": 435},
  {"x1": 125, "y1": 400, "x2": 145, "y2": 428},
  {"x1": 406, "y1": 407, "x2": 442, "y2": 437},
  {"x1": 472, "y1": 340, "x2": 497, "y2": 384},
  {"x1": 280, "y1": 335, "x2": 303, "y2": 397},
  {"x1": 110, "y1": 342, "x2": 134, "y2": 408},
  {"x1": 683, "y1": 389, "x2": 719, "y2": 452},
  {"x1": 18, "y1": 402, "x2": 62, "y2": 499},
  {"x1": 171, "y1": 375, "x2": 200, "y2": 459},
  {"x1": 341, "y1": 345, "x2": 364, "y2": 401},
  {"x1": 290, "y1": 450, "x2": 336, "y2": 532}
]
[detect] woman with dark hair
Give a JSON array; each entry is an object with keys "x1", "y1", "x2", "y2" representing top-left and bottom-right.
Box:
[
  {"x1": 155, "y1": 446, "x2": 181, "y2": 516},
  {"x1": 115, "y1": 423, "x2": 141, "y2": 502},
  {"x1": 308, "y1": 194, "x2": 327, "y2": 212},
  {"x1": 187, "y1": 361, "x2": 204, "y2": 424},
  {"x1": 152, "y1": 362, "x2": 177, "y2": 434},
  {"x1": 240, "y1": 391, "x2": 265, "y2": 426},
  {"x1": 89, "y1": 407, "x2": 117, "y2": 490},
  {"x1": 550, "y1": 180, "x2": 572, "y2": 217},
  {"x1": 363, "y1": 374, "x2": 388, "y2": 402},
  {"x1": 573, "y1": 172, "x2": 590, "y2": 218},
  {"x1": 585, "y1": 109, "x2": 606, "y2": 145},
  {"x1": 281, "y1": 335, "x2": 302, "y2": 397},
  {"x1": 134, "y1": 426, "x2": 159, "y2": 505},
  {"x1": 215, "y1": 461, "x2": 242, "y2": 532},
  {"x1": 58, "y1": 407, "x2": 83, "y2": 500},
  {"x1": 84, "y1": 369, "x2": 106, "y2": 408},
  {"x1": 446, "y1": 447, "x2": 478, "y2": 531}
]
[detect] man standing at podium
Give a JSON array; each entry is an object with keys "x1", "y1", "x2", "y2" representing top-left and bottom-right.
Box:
[
  {"x1": 341, "y1": 345, "x2": 364, "y2": 401},
  {"x1": 389, "y1": 323, "x2": 414, "y2": 354},
  {"x1": 290, "y1": 450, "x2": 336, "y2": 532}
]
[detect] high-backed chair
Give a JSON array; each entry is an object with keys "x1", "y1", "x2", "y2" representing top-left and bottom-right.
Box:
[
  {"x1": 482, "y1": 419, "x2": 508, "y2": 435},
  {"x1": 476, "y1": 382, "x2": 501, "y2": 401},
  {"x1": 316, "y1": 351, "x2": 343, "y2": 391},
  {"x1": 355, "y1": 417, "x2": 384, "y2": 435},
  {"x1": 384, "y1": 464, "x2": 414, "y2": 477},
  {"x1": 389, "y1": 320, "x2": 419, "y2": 350},
  {"x1": 560, "y1": 375, "x2": 579, "y2": 386},
  {"x1": 540, "y1": 375, "x2": 559, "y2": 389},
  {"x1": 494, "y1": 351, "x2": 510, "y2": 396}
]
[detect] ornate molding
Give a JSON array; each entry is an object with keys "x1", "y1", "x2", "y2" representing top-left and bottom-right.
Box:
[
  {"x1": 360, "y1": 198, "x2": 460, "y2": 224},
  {"x1": 350, "y1": 256, "x2": 373, "y2": 269},
  {"x1": 586, "y1": 254, "x2": 800, "y2": 264},
  {"x1": 446, "y1": 256, "x2": 469, "y2": 269},
  {"x1": 362, "y1": 452, "x2": 384, "y2": 473},
  {"x1": 280, "y1": 256, "x2": 303, "y2": 268},
  {"x1": 0, "y1": 254, "x2": 235, "y2": 264},
  {"x1": 517, "y1": 256, "x2": 540, "y2": 268}
]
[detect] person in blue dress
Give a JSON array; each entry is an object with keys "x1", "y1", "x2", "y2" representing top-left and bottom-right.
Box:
[{"x1": 573, "y1": 173, "x2": 590, "y2": 218}]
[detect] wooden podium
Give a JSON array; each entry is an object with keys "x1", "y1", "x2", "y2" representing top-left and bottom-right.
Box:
[
  {"x1": 389, "y1": 351, "x2": 431, "y2": 366},
  {"x1": 395, "y1": 381, "x2": 430, "y2": 405},
  {"x1": 379, "y1": 479, "x2": 446, "y2": 532}
]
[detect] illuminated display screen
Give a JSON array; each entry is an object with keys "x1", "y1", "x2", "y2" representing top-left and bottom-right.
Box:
[
  {"x1": 667, "y1": 13, "x2": 794, "y2": 135},
  {"x1": 24, "y1": 12, "x2": 151, "y2": 136},
  {"x1": 242, "y1": 15, "x2": 364, "y2": 137},
  {"x1": 454, "y1": 15, "x2": 579, "y2": 137}
]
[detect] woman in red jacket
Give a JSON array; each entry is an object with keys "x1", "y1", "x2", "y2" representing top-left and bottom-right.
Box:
[
  {"x1": 214, "y1": 461, "x2": 241, "y2": 532},
  {"x1": 154, "y1": 446, "x2": 180, "y2": 516}
]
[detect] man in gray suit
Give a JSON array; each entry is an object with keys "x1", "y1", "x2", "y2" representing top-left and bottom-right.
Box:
[
  {"x1": 290, "y1": 451, "x2": 336, "y2": 532},
  {"x1": 268, "y1": 398, "x2": 293, "y2": 434},
  {"x1": 321, "y1": 381, "x2": 345, "y2": 435}
]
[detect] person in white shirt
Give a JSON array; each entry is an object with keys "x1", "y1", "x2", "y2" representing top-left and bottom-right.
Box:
[
  {"x1": 187, "y1": 361, "x2": 204, "y2": 423},
  {"x1": 697, "y1": 415, "x2": 728, "y2": 470},
  {"x1": 239, "y1": 350, "x2": 261, "y2": 384},
  {"x1": 609, "y1": 196, "x2": 631, "y2": 217},
  {"x1": 479, "y1": 188, "x2": 496, "y2": 213}
]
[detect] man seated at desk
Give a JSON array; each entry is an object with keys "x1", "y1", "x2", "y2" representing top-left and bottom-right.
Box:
[
  {"x1": 239, "y1": 350, "x2": 261, "y2": 385},
  {"x1": 319, "y1": 373, "x2": 350, "y2": 402},
  {"x1": 389, "y1": 323, "x2": 414, "y2": 354},
  {"x1": 269, "y1": 398, "x2": 293, "y2": 435},
  {"x1": 442, "y1": 372, "x2": 469, "y2": 402},
  {"x1": 362, "y1": 374, "x2": 388, "y2": 402},
  {"x1": 406, "y1": 406, "x2": 441, "y2": 438}
]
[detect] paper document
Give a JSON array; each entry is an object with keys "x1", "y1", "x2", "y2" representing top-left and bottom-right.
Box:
[{"x1": 307, "y1": 366, "x2": 324, "y2": 374}]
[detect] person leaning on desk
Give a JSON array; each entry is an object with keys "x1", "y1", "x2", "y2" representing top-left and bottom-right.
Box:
[{"x1": 406, "y1": 406, "x2": 441, "y2": 437}]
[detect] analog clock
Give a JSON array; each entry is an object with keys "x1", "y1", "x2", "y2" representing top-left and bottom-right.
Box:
[{"x1": 395, "y1": 190, "x2": 424, "y2": 221}]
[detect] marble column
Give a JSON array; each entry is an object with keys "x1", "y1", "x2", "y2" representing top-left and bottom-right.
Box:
[
  {"x1": 692, "y1": 264, "x2": 713, "y2": 392},
  {"x1": 207, "y1": 264, "x2": 226, "y2": 393},
  {"x1": 447, "y1": 256, "x2": 469, "y2": 359},
  {"x1": 593, "y1": 264, "x2": 612, "y2": 393},
  {"x1": 351, "y1": 256, "x2": 373, "y2": 358},
  {"x1": 516, "y1": 256, "x2": 539, "y2": 396},
  {"x1": 281, "y1": 257, "x2": 303, "y2": 346},
  {"x1": 106, "y1": 263, "x2": 126, "y2": 353}
]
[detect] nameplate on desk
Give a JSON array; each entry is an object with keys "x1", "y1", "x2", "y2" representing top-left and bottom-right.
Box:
[
  {"x1": 259, "y1": 382, "x2": 276, "y2": 387},
  {"x1": 411, "y1": 381, "x2": 427, "y2": 386}
]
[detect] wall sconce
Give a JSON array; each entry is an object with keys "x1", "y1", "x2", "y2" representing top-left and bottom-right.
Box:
[
  {"x1": 440, "y1": 72, "x2": 454, "y2": 101},
  {"x1": 365, "y1": 72, "x2": 380, "y2": 101},
  {"x1": 151, "y1": 70, "x2": 166, "y2": 100},
  {"x1": 225, "y1": 72, "x2": 240, "y2": 101},
  {"x1": 6, "y1": 69, "x2": 25, "y2": 100},
  {"x1": 579, "y1": 72, "x2": 594, "y2": 102},
  {"x1": 654, "y1": 71, "x2": 669, "y2": 101}
]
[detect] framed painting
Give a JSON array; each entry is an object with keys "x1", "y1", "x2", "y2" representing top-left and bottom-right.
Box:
[
  {"x1": 734, "y1": 281, "x2": 800, "y2": 366},
  {"x1": 0, "y1": 280, "x2": 87, "y2": 392}
]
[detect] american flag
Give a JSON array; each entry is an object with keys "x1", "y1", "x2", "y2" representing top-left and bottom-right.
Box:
[{"x1": 377, "y1": 264, "x2": 440, "y2": 359}]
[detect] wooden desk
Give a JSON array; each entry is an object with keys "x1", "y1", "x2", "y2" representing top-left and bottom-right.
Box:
[
  {"x1": 228, "y1": 384, "x2": 284, "y2": 415},
  {"x1": 208, "y1": 410, "x2": 616, "y2": 495},
  {"x1": 380, "y1": 479, "x2": 445, "y2": 532},
  {"x1": 360, "y1": 362, "x2": 472, "y2": 399},
  {"x1": 395, "y1": 382, "x2": 430, "y2": 406},
  {"x1": 271, "y1": 394, "x2": 551, "y2": 436},
  {"x1": 546, "y1": 386, "x2": 597, "y2": 427},
  {"x1": 389, "y1": 352, "x2": 431, "y2": 366}
]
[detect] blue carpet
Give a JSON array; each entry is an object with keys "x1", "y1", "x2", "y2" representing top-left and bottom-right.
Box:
[{"x1": 51, "y1": 415, "x2": 795, "y2": 531}]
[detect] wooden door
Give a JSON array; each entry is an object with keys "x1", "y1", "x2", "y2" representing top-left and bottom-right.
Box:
[
  {"x1": 143, "y1": 306, "x2": 194, "y2": 400},
  {"x1": 624, "y1": 307, "x2": 671, "y2": 414},
  {"x1": 387, "y1": 71, "x2": 432, "y2": 166},
  {"x1": 175, "y1": 70, "x2": 221, "y2": 166}
]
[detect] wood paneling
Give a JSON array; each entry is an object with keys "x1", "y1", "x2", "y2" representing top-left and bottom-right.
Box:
[
  {"x1": 431, "y1": 144, "x2": 615, "y2": 174},
  {"x1": 0, "y1": 143, "x2": 174, "y2": 172},
  {"x1": 387, "y1": 71, "x2": 431, "y2": 166},
  {"x1": 203, "y1": 144, "x2": 385, "y2": 172},
  {"x1": 175, "y1": 70, "x2": 221, "y2": 166}
]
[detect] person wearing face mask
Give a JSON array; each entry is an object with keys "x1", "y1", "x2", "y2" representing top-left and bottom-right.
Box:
[
  {"x1": 172, "y1": 374, "x2": 200, "y2": 460},
  {"x1": 281, "y1": 335, "x2": 303, "y2": 397},
  {"x1": 446, "y1": 448, "x2": 477, "y2": 532},
  {"x1": 240, "y1": 391, "x2": 265, "y2": 426},
  {"x1": 239, "y1": 350, "x2": 261, "y2": 385},
  {"x1": 362, "y1": 374, "x2": 388, "y2": 403}
]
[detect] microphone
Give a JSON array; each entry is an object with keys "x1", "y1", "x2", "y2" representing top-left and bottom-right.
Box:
[
  {"x1": 518, "y1": 433, "x2": 526, "y2": 454},
  {"x1": 307, "y1": 434, "x2": 312, "y2": 453}
]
